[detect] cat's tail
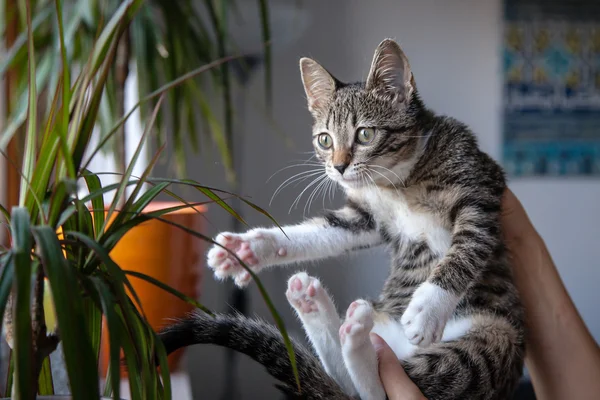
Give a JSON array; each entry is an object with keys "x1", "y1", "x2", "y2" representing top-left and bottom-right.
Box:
[{"x1": 158, "y1": 310, "x2": 351, "y2": 400}]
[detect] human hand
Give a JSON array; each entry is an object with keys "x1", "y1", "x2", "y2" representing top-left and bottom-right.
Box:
[{"x1": 370, "y1": 333, "x2": 427, "y2": 400}]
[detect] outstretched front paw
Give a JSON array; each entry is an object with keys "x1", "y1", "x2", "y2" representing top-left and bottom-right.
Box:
[
  {"x1": 206, "y1": 230, "x2": 286, "y2": 287},
  {"x1": 400, "y1": 282, "x2": 459, "y2": 347}
]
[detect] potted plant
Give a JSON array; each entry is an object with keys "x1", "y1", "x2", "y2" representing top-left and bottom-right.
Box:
[
  {"x1": 1, "y1": 0, "x2": 274, "y2": 379},
  {"x1": 0, "y1": 0, "x2": 295, "y2": 398}
]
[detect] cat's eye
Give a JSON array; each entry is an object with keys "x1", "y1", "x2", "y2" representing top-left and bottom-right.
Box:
[
  {"x1": 357, "y1": 128, "x2": 376, "y2": 144},
  {"x1": 317, "y1": 133, "x2": 333, "y2": 149}
]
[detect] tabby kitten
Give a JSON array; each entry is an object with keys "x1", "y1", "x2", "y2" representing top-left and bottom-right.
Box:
[{"x1": 159, "y1": 39, "x2": 525, "y2": 400}]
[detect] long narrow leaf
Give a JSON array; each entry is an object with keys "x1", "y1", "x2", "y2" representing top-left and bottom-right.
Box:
[
  {"x1": 124, "y1": 270, "x2": 212, "y2": 316},
  {"x1": 81, "y1": 171, "x2": 105, "y2": 237},
  {"x1": 65, "y1": 231, "x2": 146, "y2": 319},
  {"x1": 18, "y1": 0, "x2": 37, "y2": 209},
  {"x1": 0, "y1": 3, "x2": 53, "y2": 75},
  {"x1": 90, "y1": 277, "x2": 121, "y2": 400},
  {"x1": 55, "y1": 0, "x2": 75, "y2": 179},
  {"x1": 32, "y1": 226, "x2": 100, "y2": 399},
  {"x1": 0, "y1": 254, "x2": 15, "y2": 336},
  {"x1": 122, "y1": 214, "x2": 300, "y2": 390},
  {"x1": 80, "y1": 54, "x2": 245, "y2": 175},
  {"x1": 101, "y1": 96, "x2": 164, "y2": 236},
  {"x1": 83, "y1": 296, "x2": 102, "y2": 367},
  {"x1": 37, "y1": 357, "x2": 54, "y2": 395},
  {"x1": 11, "y1": 207, "x2": 33, "y2": 400}
]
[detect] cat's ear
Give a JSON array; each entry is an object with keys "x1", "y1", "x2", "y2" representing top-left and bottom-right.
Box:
[
  {"x1": 366, "y1": 39, "x2": 415, "y2": 104},
  {"x1": 300, "y1": 57, "x2": 337, "y2": 115}
]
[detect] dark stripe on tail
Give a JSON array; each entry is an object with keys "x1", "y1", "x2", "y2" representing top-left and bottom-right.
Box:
[{"x1": 158, "y1": 311, "x2": 350, "y2": 400}]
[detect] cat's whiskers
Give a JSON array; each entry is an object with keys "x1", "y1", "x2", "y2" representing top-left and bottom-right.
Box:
[
  {"x1": 270, "y1": 169, "x2": 324, "y2": 205},
  {"x1": 368, "y1": 164, "x2": 406, "y2": 188},
  {"x1": 289, "y1": 174, "x2": 328, "y2": 214},
  {"x1": 266, "y1": 162, "x2": 323, "y2": 183},
  {"x1": 305, "y1": 176, "x2": 330, "y2": 216},
  {"x1": 366, "y1": 166, "x2": 400, "y2": 194},
  {"x1": 362, "y1": 169, "x2": 379, "y2": 192}
]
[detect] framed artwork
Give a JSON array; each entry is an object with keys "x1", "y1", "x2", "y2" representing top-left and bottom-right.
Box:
[{"x1": 503, "y1": 0, "x2": 600, "y2": 177}]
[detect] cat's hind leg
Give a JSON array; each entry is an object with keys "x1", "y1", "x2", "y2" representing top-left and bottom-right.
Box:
[
  {"x1": 286, "y1": 272, "x2": 356, "y2": 396},
  {"x1": 340, "y1": 300, "x2": 386, "y2": 400}
]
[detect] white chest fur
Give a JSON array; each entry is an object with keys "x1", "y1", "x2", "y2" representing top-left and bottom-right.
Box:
[{"x1": 354, "y1": 188, "x2": 452, "y2": 257}]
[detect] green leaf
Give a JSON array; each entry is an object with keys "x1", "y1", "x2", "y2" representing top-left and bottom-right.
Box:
[
  {"x1": 55, "y1": 0, "x2": 75, "y2": 179},
  {"x1": 10, "y1": 207, "x2": 33, "y2": 400},
  {"x1": 187, "y1": 80, "x2": 233, "y2": 179},
  {"x1": 65, "y1": 231, "x2": 145, "y2": 319},
  {"x1": 32, "y1": 225, "x2": 100, "y2": 399},
  {"x1": 80, "y1": 54, "x2": 245, "y2": 175},
  {"x1": 115, "y1": 310, "x2": 142, "y2": 400},
  {"x1": 195, "y1": 186, "x2": 247, "y2": 226},
  {"x1": 205, "y1": 0, "x2": 234, "y2": 184},
  {"x1": 47, "y1": 179, "x2": 77, "y2": 228},
  {"x1": 124, "y1": 270, "x2": 213, "y2": 316},
  {"x1": 79, "y1": 179, "x2": 139, "y2": 204},
  {"x1": 115, "y1": 131, "x2": 166, "y2": 229},
  {"x1": 102, "y1": 96, "x2": 164, "y2": 236},
  {"x1": 153, "y1": 331, "x2": 171, "y2": 400},
  {"x1": 83, "y1": 296, "x2": 102, "y2": 368},
  {"x1": 129, "y1": 182, "x2": 170, "y2": 217},
  {"x1": 124, "y1": 214, "x2": 300, "y2": 389},
  {"x1": 0, "y1": 253, "x2": 15, "y2": 340},
  {"x1": 37, "y1": 356, "x2": 54, "y2": 395},
  {"x1": 56, "y1": 205, "x2": 76, "y2": 229},
  {"x1": 90, "y1": 277, "x2": 121, "y2": 400},
  {"x1": 88, "y1": 0, "x2": 144, "y2": 77},
  {"x1": 81, "y1": 170, "x2": 105, "y2": 237},
  {"x1": 0, "y1": 3, "x2": 53, "y2": 76},
  {"x1": 19, "y1": 0, "x2": 38, "y2": 209}
]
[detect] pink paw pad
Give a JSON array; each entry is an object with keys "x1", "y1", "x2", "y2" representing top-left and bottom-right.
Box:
[
  {"x1": 286, "y1": 273, "x2": 322, "y2": 314},
  {"x1": 346, "y1": 301, "x2": 361, "y2": 318}
]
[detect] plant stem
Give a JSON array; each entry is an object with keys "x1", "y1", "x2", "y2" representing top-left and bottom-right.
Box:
[{"x1": 115, "y1": 27, "x2": 131, "y2": 208}]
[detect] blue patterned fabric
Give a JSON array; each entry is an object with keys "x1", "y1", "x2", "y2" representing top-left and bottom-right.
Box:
[{"x1": 503, "y1": 0, "x2": 600, "y2": 177}]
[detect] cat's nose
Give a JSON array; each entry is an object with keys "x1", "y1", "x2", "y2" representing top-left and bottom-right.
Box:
[{"x1": 334, "y1": 164, "x2": 349, "y2": 175}]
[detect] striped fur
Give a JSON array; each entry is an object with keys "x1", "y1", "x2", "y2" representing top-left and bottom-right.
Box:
[{"x1": 160, "y1": 39, "x2": 525, "y2": 399}]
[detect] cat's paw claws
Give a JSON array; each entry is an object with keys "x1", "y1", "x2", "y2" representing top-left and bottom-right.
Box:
[
  {"x1": 340, "y1": 300, "x2": 374, "y2": 350},
  {"x1": 401, "y1": 282, "x2": 458, "y2": 347}
]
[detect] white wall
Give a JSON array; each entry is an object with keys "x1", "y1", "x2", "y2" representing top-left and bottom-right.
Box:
[{"x1": 170, "y1": 1, "x2": 600, "y2": 398}]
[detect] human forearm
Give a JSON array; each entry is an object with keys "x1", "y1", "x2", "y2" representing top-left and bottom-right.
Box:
[{"x1": 508, "y1": 221, "x2": 600, "y2": 399}]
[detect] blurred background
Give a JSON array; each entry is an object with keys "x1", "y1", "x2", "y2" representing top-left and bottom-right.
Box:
[{"x1": 1, "y1": 0, "x2": 599, "y2": 399}]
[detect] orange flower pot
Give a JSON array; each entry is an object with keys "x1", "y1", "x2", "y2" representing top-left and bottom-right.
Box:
[{"x1": 98, "y1": 202, "x2": 207, "y2": 376}]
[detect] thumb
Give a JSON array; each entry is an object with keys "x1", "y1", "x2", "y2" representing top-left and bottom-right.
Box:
[{"x1": 370, "y1": 333, "x2": 426, "y2": 400}]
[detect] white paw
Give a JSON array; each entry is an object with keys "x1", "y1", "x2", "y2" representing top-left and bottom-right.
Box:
[
  {"x1": 400, "y1": 282, "x2": 459, "y2": 347},
  {"x1": 206, "y1": 229, "x2": 285, "y2": 287},
  {"x1": 286, "y1": 272, "x2": 328, "y2": 315},
  {"x1": 339, "y1": 300, "x2": 374, "y2": 351}
]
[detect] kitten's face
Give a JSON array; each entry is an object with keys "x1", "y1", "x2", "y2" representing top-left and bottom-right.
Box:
[{"x1": 301, "y1": 39, "x2": 425, "y2": 190}]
